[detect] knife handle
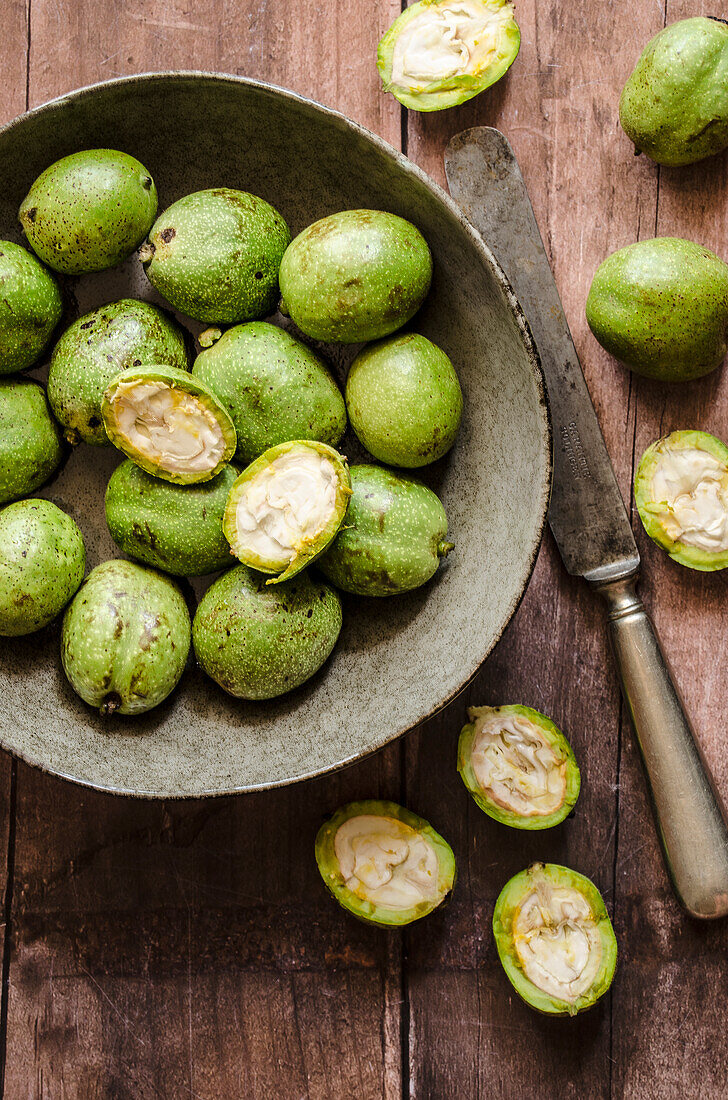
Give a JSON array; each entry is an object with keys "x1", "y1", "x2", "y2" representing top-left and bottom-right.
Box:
[{"x1": 590, "y1": 571, "x2": 728, "y2": 918}]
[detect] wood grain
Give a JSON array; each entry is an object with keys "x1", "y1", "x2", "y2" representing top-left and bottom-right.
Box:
[
  {"x1": 0, "y1": 0, "x2": 30, "y2": 1085},
  {"x1": 1, "y1": 0, "x2": 727, "y2": 1096}
]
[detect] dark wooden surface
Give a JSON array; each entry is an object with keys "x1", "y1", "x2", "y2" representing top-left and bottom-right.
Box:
[{"x1": 1, "y1": 0, "x2": 727, "y2": 1096}]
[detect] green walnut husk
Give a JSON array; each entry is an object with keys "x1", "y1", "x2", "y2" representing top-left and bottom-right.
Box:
[
  {"x1": 634, "y1": 429, "x2": 728, "y2": 571},
  {"x1": 19, "y1": 149, "x2": 157, "y2": 274},
  {"x1": 105, "y1": 459, "x2": 238, "y2": 576},
  {"x1": 0, "y1": 241, "x2": 62, "y2": 373},
  {"x1": 223, "y1": 440, "x2": 351, "y2": 583},
  {"x1": 48, "y1": 299, "x2": 189, "y2": 446},
  {"x1": 0, "y1": 377, "x2": 64, "y2": 504},
  {"x1": 493, "y1": 863, "x2": 617, "y2": 1016},
  {"x1": 318, "y1": 464, "x2": 452, "y2": 596},
  {"x1": 377, "y1": 0, "x2": 520, "y2": 112},
  {"x1": 457, "y1": 705, "x2": 580, "y2": 829},
  {"x1": 192, "y1": 564, "x2": 342, "y2": 700},
  {"x1": 278, "y1": 209, "x2": 432, "y2": 343},
  {"x1": 315, "y1": 800, "x2": 456, "y2": 927},
  {"x1": 0, "y1": 499, "x2": 85, "y2": 636},
  {"x1": 192, "y1": 321, "x2": 346, "y2": 464},
  {"x1": 586, "y1": 238, "x2": 728, "y2": 382},
  {"x1": 346, "y1": 333, "x2": 463, "y2": 467},
  {"x1": 141, "y1": 188, "x2": 290, "y2": 324},
  {"x1": 619, "y1": 17, "x2": 728, "y2": 167},
  {"x1": 61, "y1": 559, "x2": 191, "y2": 716},
  {"x1": 102, "y1": 364, "x2": 236, "y2": 484}
]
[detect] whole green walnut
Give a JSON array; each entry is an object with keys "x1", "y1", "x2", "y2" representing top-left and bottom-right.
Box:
[
  {"x1": 586, "y1": 238, "x2": 728, "y2": 381},
  {"x1": 0, "y1": 499, "x2": 85, "y2": 636},
  {"x1": 0, "y1": 242, "x2": 62, "y2": 373},
  {"x1": 192, "y1": 322, "x2": 346, "y2": 464},
  {"x1": 0, "y1": 377, "x2": 64, "y2": 504},
  {"x1": 345, "y1": 332, "x2": 462, "y2": 465},
  {"x1": 19, "y1": 149, "x2": 157, "y2": 274},
  {"x1": 105, "y1": 460, "x2": 238, "y2": 576},
  {"x1": 278, "y1": 209, "x2": 432, "y2": 343},
  {"x1": 318, "y1": 464, "x2": 452, "y2": 595},
  {"x1": 620, "y1": 17, "x2": 728, "y2": 167},
  {"x1": 141, "y1": 189, "x2": 290, "y2": 323},
  {"x1": 48, "y1": 299, "x2": 189, "y2": 446},
  {"x1": 61, "y1": 559, "x2": 191, "y2": 716},
  {"x1": 193, "y1": 565, "x2": 342, "y2": 700}
]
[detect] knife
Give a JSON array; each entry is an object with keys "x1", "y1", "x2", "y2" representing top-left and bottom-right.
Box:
[{"x1": 445, "y1": 126, "x2": 728, "y2": 919}]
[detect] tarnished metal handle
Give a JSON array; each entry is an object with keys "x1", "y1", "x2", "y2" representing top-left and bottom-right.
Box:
[{"x1": 591, "y1": 571, "x2": 728, "y2": 919}]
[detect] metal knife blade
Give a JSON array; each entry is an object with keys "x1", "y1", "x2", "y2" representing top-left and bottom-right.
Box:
[{"x1": 445, "y1": 126, "x2": 638, "y2": 584}]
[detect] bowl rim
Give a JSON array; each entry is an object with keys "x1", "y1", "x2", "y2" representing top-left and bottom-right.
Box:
[{"x1": 0, "y1": 71, "x2": 552, "y2": 798}]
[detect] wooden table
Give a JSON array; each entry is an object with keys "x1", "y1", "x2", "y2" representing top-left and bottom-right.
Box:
[{"x1": 0, "y1": 1, "x2": 726, "y2": 1096}]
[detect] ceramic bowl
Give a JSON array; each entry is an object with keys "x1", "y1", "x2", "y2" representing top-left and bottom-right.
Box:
[{"x1": 0, "y1": 74, "x2": 550, "y2": 797}]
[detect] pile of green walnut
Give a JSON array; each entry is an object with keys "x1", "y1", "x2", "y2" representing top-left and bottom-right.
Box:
[
  {"x1": 0, "y1": 147, "x2": 463, "y2": 715},
  {"x1": 316, "y1": 704, "x2": 617, "y2": 1017}
]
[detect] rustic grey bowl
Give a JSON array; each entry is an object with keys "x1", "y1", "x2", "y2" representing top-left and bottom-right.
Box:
[{"x1": 0, "y1": 74, "x2": 550, "y2": 797}]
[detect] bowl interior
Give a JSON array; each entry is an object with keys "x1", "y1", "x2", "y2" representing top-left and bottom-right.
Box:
[{"x1": 0, "y1": 75, "x2": 550, "y2": 797}]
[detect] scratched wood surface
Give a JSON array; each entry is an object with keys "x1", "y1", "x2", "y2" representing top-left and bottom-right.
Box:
[{"x1": 0, "y1": 0, "x2": 727, "y2": 1097}]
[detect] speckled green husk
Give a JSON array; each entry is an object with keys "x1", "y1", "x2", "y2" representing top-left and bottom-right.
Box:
[
  {"x1": 106, "y1": 459, "x2": 238, "y2": 576},
  {"x1": 586, "y1": 238, "x2": 728, "y2": 381},
  {"x1": 315, "y1": 800, "x2": 457, "y2": 927},
  {"x1": 0, "y1": 499, "x2": 85, "y2": 635},
  {"x1": 0, "y1": 377, "x2": 64, "y2": 504},
  {"x1": 193, "y1": 564, "x2": 342, "y2": 700},
  {"x1": 102, "y1": 364, "x2": 237, "y2": 484},
  {"x1": 48, "y1": 299, "x2": 189, "y2": 446},
  {"x1": 620, "y1": 17, "x2": 728, "y2": 167},
  {"x1": 377, "y1": 0, "x2": 521, "y2": 112},
  {"x1": 346, "y1": 333, "x2": 462, "y2": 466},
  {"x1": 19, "y1": 149, "x2": 157, "y2": 274},
  {"x1": 318, "y1": 464, "x2": 451, "y2": 595},
  {"x1": 141, "y1": 188, "x2": 290, "y2": 323},
  {"x1": 278, "y1": 209, "x2": 432, "y2": 343},
  {"x1": 61, "y1": 559, "x2": 191, "y2": 716},
  {"x1": 0, "y1": 242, "x2": 62, "y2": 373},
  {"x1": 192, "y1": 322, "x2": 346, "y2": 464},
  {"x1": 457, "y1": 705, "x2": 581, "y2": 829},
  {"x1": 634, "y1": 430, "x2": 728, "y2": 571},
  {"x1": 493, "y1": 863, "x2": 618, "y2": 1016}
]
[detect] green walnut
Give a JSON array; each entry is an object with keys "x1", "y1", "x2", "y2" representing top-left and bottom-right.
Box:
[
  {"x1": 0, "y1": 241, "x2": 62, "y2": 373},
  {"x1": 140, "y1": 188, "x2": 290, "y2": 324},
  {"x1": 377, "y1": 0, "x2": 520, "y2": 112},
  {"x1": 0, "y1": 377, "x2": 64, "y2": 504},
  {"x1": 0, "y1": 499, "x2": 85, "y2": 636},
  {"x1": 105, "y1": 459, "x2": 237, "y2": 576},
  {"x1": 315, "y1": 800, "x2": 456, "y2": 927},
  {"x1": 586, "y1": 238, "x2": 728, "y2": 382},
  {"x1": 493, "y1": 863, "x2": 617, "y2": 1016},
  {"x1": 192, "y1": 322, "x2": 346, "y2": 464},
  {"x1": 48, "y1": 299, "x2": 189, "y2": 446},
  {"x1": 279, "y1": 209, "x2": 432, "y2": 343},
  {"x1": 61, "y1": 559, "x2": 191, "y2": 716},
  {"x1": 346, "y1": 333, "x2": 462, "y2": 466},
  {"x1": 634, "y1": 429, "x2": 728, "y2": 571},
  {"x1": 192, "y1": 564, "x2": 342, "y2": 700},
  {"x1": 318, "y1": 464, "x2": 452, "y2": 596},
  {"x1": 19, "y1": 149, "x2": 157, "y2": 274},
  {"x1": 457, "y1": 705, "x2": 580, "y2": 829},
  {"x1": 620, "y1": 17, "x2": 728, "y2": 167},
  {"x1": 223, "y1": 440, "x2": 351, "y2": 583},
  {"x1": 102, "y1": 364, "x2": 236, "y2": 484}
]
